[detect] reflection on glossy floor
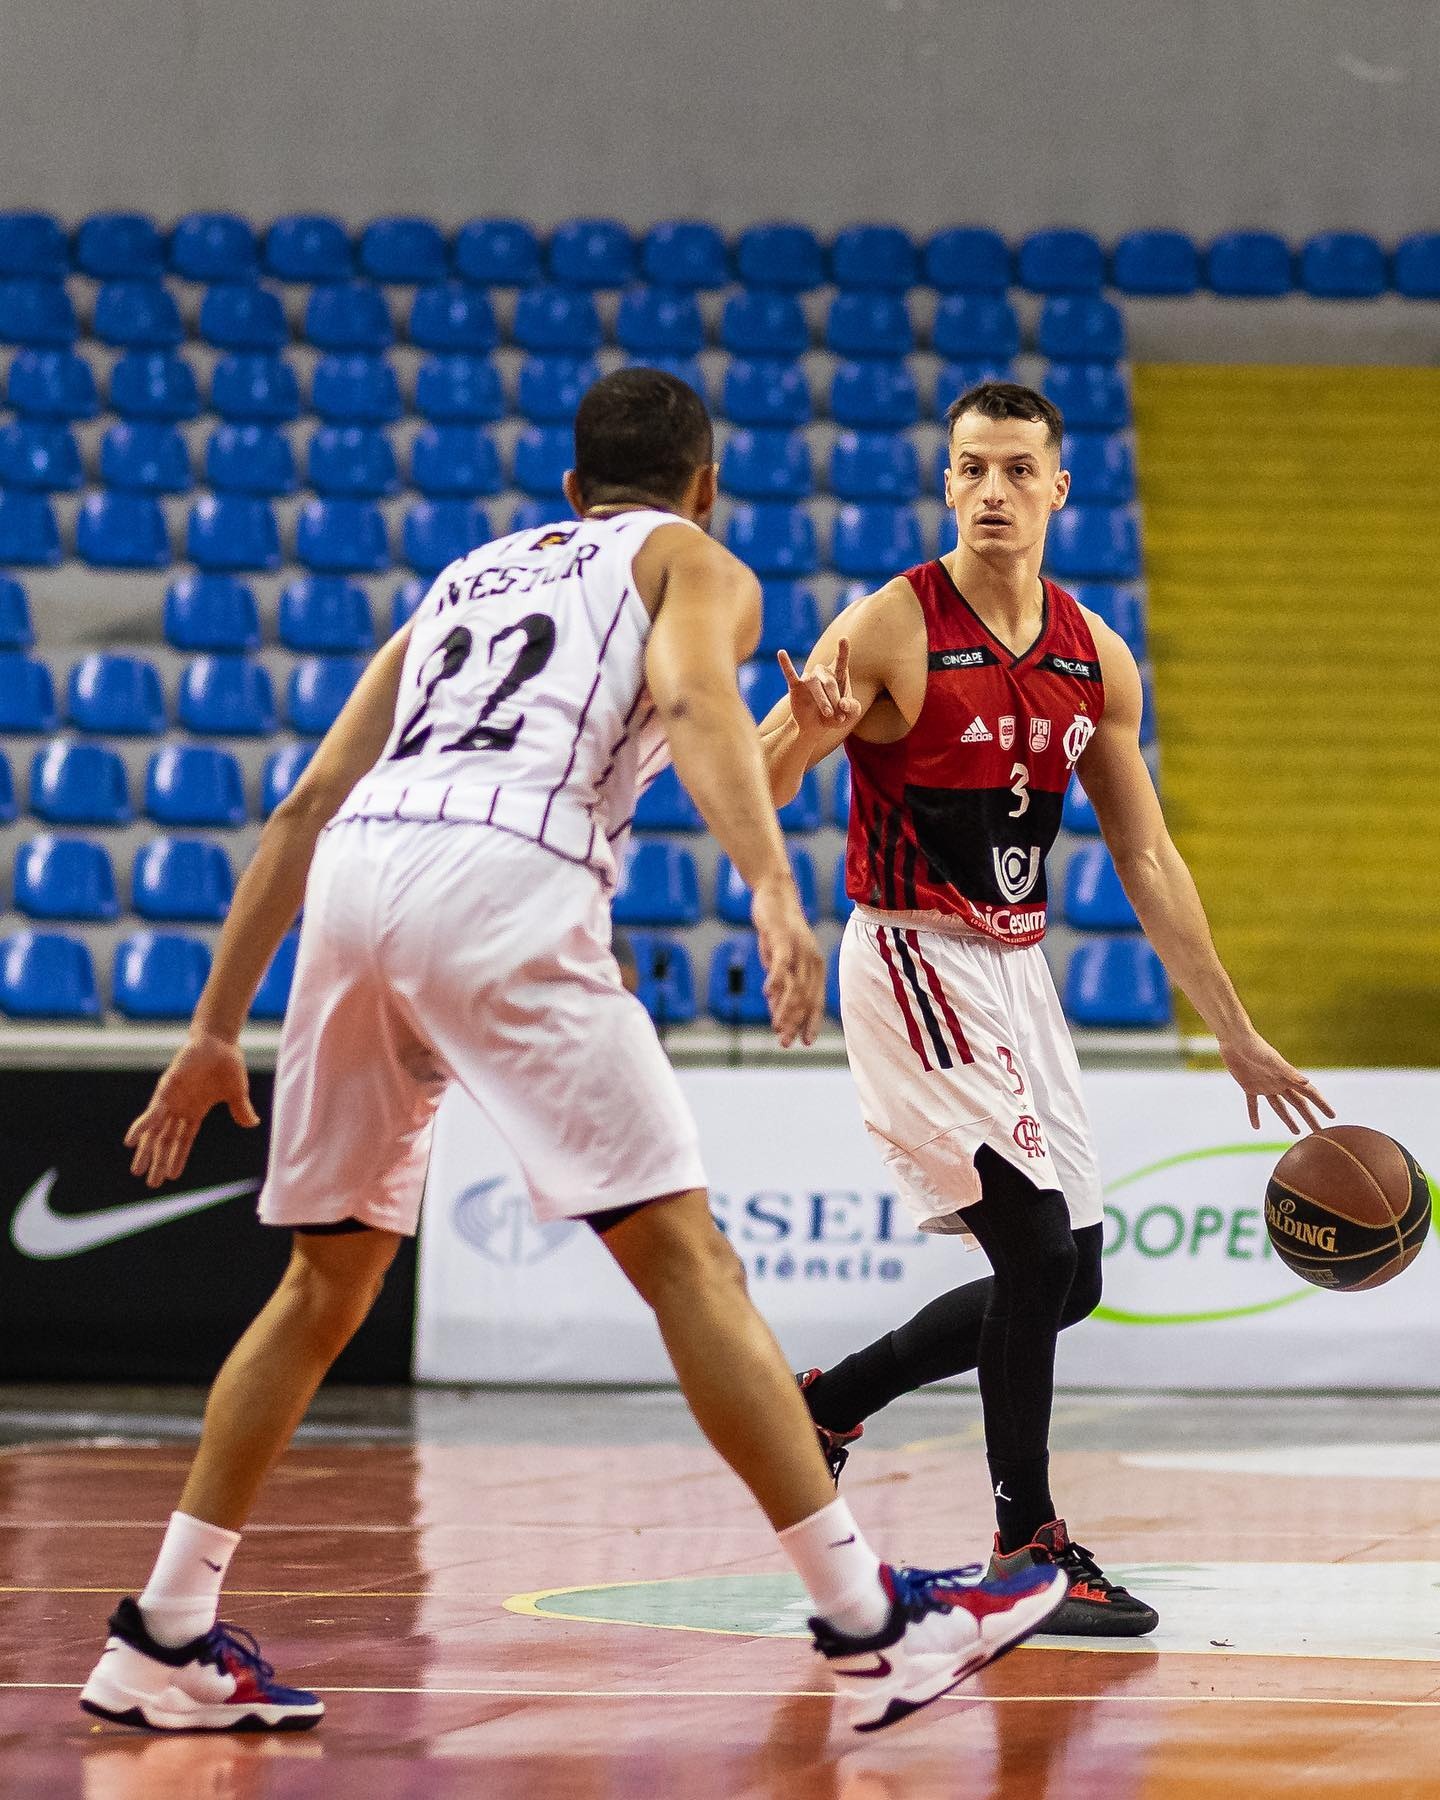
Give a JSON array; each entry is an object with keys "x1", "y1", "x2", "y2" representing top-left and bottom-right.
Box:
[{"x1": 1, "y1": 1388, "x2": 1438, "y2": 1798}]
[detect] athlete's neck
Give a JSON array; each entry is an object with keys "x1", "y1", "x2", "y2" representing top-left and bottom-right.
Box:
[{"x1": 941, "y1": 546, "x2": 1046, "y2": 658}]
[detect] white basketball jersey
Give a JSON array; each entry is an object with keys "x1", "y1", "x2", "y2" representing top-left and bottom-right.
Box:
[{"x1": 335, "y1": 510, "x2": 691, "y2": 888}]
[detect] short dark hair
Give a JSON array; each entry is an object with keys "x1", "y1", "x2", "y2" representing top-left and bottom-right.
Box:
[
  {"x1": 572, "y1": 367, "x2": 714, "y2": 505},
  {"x1": 944, "y1": 380, "x2": 1064, "y2": 450}
]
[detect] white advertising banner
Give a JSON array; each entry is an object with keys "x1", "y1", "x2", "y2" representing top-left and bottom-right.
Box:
[{"x1": 415, "y1": 1069, "x2": 1440, "y2": 1390}]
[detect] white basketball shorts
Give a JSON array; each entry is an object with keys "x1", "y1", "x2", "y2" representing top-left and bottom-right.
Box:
[
  {"x1": 838, "y1": 907, "x2": 1104, "y2": 1238},
  {"x1": 258, "y1": 818, "x2": 706, "y2": 1233}
]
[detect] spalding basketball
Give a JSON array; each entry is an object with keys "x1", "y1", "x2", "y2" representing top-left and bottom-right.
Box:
[{"x1": 1265, "y1": 1125, "x2": 1431, "y2": 1291}]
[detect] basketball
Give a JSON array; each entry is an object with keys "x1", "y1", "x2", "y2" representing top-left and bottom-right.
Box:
[{"x1": 1265, "y1": 1126, "x2": 1432, "y2": 1291}]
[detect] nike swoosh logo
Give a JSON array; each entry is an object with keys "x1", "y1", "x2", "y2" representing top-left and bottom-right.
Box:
[
  {"x1": 837, "y1": 1655, "x2": 892, "y2": 1679},
  {"x1": 9, "y1": 1170, "x2": 261, "y2": 1260},
  {"x1": 828, "y1": 1535, "x2": 858, "y2": 1547}
]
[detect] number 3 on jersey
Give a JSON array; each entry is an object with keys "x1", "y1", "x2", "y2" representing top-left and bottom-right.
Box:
[
  {"x1": 1007, "y1": 761, "x2": 1030, "y2": 819},
  {"x1": 392, "y1": 614, "x2": 557, "y2": 760}
]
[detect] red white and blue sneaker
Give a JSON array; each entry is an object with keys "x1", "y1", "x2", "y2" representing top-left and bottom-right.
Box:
[
  {"x1": 79, "y1": 1597, "x2": 324, "y2": 1731},
  {"x1": 797, "y1": 1369, "x2": 864, "y2": 1484},
  {"x1": 810, "y1": 1559, "x2": 1069, "y2": 1733}
]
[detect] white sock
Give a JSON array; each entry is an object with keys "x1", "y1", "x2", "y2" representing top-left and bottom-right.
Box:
[
  {"x1": 137, "y1": 1511, "x2": 241, "y2": 1647},
  {"x1": 778, "y1": 1497, "x2": 890, "y2": 1639}
]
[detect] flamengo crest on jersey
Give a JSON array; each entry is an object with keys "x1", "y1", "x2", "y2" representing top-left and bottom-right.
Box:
[
  {"x1": 334, "y1": 511, "x2": 691, "y2": 888},
  {"x1": 844, "y1": 562, "x2": 1105, "y2": 947}
]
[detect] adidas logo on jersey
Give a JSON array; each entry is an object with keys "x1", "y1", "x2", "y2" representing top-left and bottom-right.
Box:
[{"x1": 959, "y1": 717, "x2": 994, "y2": 743}]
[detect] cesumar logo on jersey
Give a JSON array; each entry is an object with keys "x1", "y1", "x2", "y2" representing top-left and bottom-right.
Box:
[
  {"x1": 960, "y1": 716, "x2": 993, "y2": 743},
  {"x1": 993, "y1": 844, "x2": 1042, "y2": 903},
  {"x1": 1063, "y1": 714, "x2": 1096, "y2": 765}
]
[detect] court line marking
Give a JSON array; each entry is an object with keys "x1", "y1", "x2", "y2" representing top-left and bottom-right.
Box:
[{"x1": 0, "y1": 1586, "x2": 432, "y2": 1598}]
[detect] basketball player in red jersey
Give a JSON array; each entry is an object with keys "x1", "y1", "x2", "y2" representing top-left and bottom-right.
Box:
[{"x1": 759, "y1": 381, "x2": 1332, "y2": 1635}]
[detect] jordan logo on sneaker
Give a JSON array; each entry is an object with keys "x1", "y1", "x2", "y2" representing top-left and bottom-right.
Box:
[
  {"x1": 993, "y1": 1482, "x2": 1011, "y2": 1502},
  {"x1": 960, "y1": 716, "x2": 993, "y2": 743}
]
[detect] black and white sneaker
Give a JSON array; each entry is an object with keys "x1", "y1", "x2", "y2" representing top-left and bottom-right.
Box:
[{"x1": 987, "y1": 1520, "x2": 1159, "y2": 1637}]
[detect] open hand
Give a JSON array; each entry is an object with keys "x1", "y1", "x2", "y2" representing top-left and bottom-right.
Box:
[
  {"x1": 751, "y1": 878, "x2": 826, "y2": 1048},
  {"x1": 124, "y1": 1032, "x2": 260, "y2": 1187},
  {"x1": 777, "y1": 638, "x2": 863, "y2": 741},
  {"x1": 1219, "y1": 1029, "x2": 1335, "y2": 1134}
]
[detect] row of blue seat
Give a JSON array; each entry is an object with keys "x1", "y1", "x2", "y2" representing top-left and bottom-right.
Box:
[
  {"x1": 3, "y1": 833, "x2": 235, "y2": 921},
  {"x1": 0, "y1": 926, "x2": 294, "y2": 1021},
  {"x1": 0, "y1": 739, "x2": 309, "y2": 824},
  {"x1": 4, "y1": 211, "x2": 1438, "y2": 299}
]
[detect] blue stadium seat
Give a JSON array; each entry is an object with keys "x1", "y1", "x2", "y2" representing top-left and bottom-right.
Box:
[
  {"x1": 1063, "y1": 937, "x2": 1170, "y2": 1028},
  {"x1": 453, "y1": 218, "x2": 542, "y2": 286},
  {"x1": 410, "y1": 424, "x2": 502, "y2": 497},
  {"x1": 305, "y1": 281, "x2": 395, "y2": 351},
  {"x1": 0, "y1": 577, "x2": 32, "y2": 648},
  {"x1": 1140, "y1": 671, "x2": 1157, "y2": 746},
  {"x1": 1394, "y1": 234, "x2": 1440, "y2": 300},
  {"x1": 415, "y1": 353, "x2": 504, "y2": 422},
  {"x1": 29, "y1": 740, "x2": 131, "y2": 825},
  {"x1": 549, "y1": 218, "x2": 635, "y2": 288},
  {"x1": 641, "y1": 221, "x2": 729, "y2": 289},
  {"x1": 295, "y1": 497, "x2": 390, "y2": 574},
  {"x1": 77, "y1": 492, "x2": 170, "y2": 569},
  {"x1": 1018, "y1": 229, "x2": 1105, "y2": 294},
  {"x1": 612, "y1": 842, "x2": 701, "y2": 926},
  {"x1": 707, "y1": 934, "x2": 769, "y2": 1024},
  {"x1": 250, "y1": 931, "x2": 300, "y2": 1020},
  {"x1": 825, "y1": 940, "x2": 843, "y2": 1019},
  {"x1": 163, "y1": 574, "x2": 261, "y2": 652},
  {"x1": 830, "y1": 225, "x2": 917, "y2": 291},
  {"x1": 7, "y1": 348, "x2": 99, "y2": 419},
  {"x1": 510, "y1": 497, "x2": 573, "y2": 533},
  {"x1": 828, "y1": 294, "x2": 913, "y2": 365},
  {"x1": 716, "y1": 848, "x2": 818, "y2": 924},
  {"x1": 133, "y1": 835, "x2": 234, "y2": 920},
  {"x1": 1300, "y1": 232, "x2": 1386, "y2": 299},
  {"x1": 210, "y1": 353, "x2": 301, "y2": 422},
  {"x1": 1038, "y1": 296, "x2": 1125, "y2": 362},
  {"x1": 1046, "y1": 506, "x2": 1140, "y2": 581},
  {"x1": 1069, "y1": 582, "x2": 1146, "y2": 657},
  {"x1": 358, "y1": 217, "x2": 448, "y2": 285},
  {"x1": 264, "y1": 215, "x2": 352, "y2": 283},
  {"x1": 0, "y1": 492, "x2": 60, "y2": 566},
  {"x1": 832, "y1": 502, "x2": 923, "y2": 578},
  {"x1": 110, "y1": 349, "x2": 200, "y2": 420},
  {"x1": 199, "y1": 282, "x2": 288, "y2": 350},
  {"x1": 517, "y1": 354, "x2": 597, "y2": 422},
  {"x1": 513, "y1": 286, "x2": 602, "y2": 353},
  {"x1": 738, "y1": 659, "x2": 789, "y2": 719},
  {"x1": 75, "y1": 213, "x2": 164, "y2": 280},
  {"x1": 170, "y1": 213, "x2": 258, "y2": 282},
  {"x1": 1111, "y1": 230, "x2": 1200, "y2": 296},
  {"x1": 627, "y1": 352, "x2": 708, "y2": 402},
  {"x1": 14, "y1": 834, "x2": 119, "y2": 920},
  {"x1": 830, "y1": 360, "x2": 919, "y2": 428},
  {"x1": 288, "y1": 657, "x2": 366, "y2": 735},
  {"x1": 178, "y1": 657, "x2": 277, "y2": 735},
  {"x1": 511, "y1": 425, "x2": 571, "y2": 497},
  {"x1": 757, "y1": 582, "x2": 821, "y2": 656},
  {"x1": 67, "y1": 653, "x2": 165, "y2": 734},
  {"x1": 0, "y1": 750, "x2": 12, "y2": 819},
  {"x1": 1061, "y1": 777, "x2": 1100, "y2": 835},
  {"x1": 722, "y1": 358, "x2": 812, "y2": 427},
  {"x1": 1042, "y1": 363, "x2": 1130, "y2": 430},
  {"x1": 934, "y1": 360, "x2": 1017, "y2": 416},
  {"x1": 278, "y1": 575, "x2": 375, "y2": 652},
  {"x1": 310, "y1": 353, "x2": 402, "y2": 423},
  {"x1": 1064, "y1": 432, "x2": 1134, "y2": 504},
  {"x1": 726, "y1": 502, "x2": 818, "y2": 577},
  {"x1": 836, "y1": 754, "x2": 854, "y2": 826},
  {"x1": 721, "y1": 428, "x2": 812, "y2": 500},
  {"x1": 408, "y1": 282, "x2": 498, "y2": 352},
  {"x1": 0, "y1": 278, "x2": 77, "y2": 345},
  {"x1": 0, "y1": 212, "x2": 67, "y2": 277},
  {"x1": 102, "y1": 421, "x2": 191, "y2": 493},
  {"x1": 0, "y1": 929, "x2": 99, "y2": 1018},
  {"x1": 931, "y1": 293, "x2": 1020, "y2": 360},
  {"x1": 260, "y1": 743, "x2": 315, "y2": 814},
  {"x1": 830, "y1": 430, "x2": 919, "y2": 501},
  {"x1": 832, "y1": 853, "x2": 854, "y2": 923},
  {"x1": 735, "y1": 224, "x2": 824, "y2": 291},
  {"x1": 0, "y1": 421, "x2": 82, "y2": 490},
  {"x1": 403, "y1": 499, "x2": 490, "y2": 574},
  {"x1": 625, "y1": 933, "x2": 696, "y2": 1026},
  {"x1": 633, "y1": 764, "x2": 702, "y2": 831},
  {"x1": 720, "y1": 291, "x2": 808, "y2": 358},
  {"x1": 778, "y1": 768, "x2": 822, "y2": 832},
  {"x1": 307, "y1": 423, "x2": 398, "y2": 497},
  {"x1": 206, "y1": 422, "x2": 297, "y2": 496},
  {"x1": 146, "y1": 745, "x2": 247, "y2": 827},
  {"x1": 1206, "y1": 232, "x2": 1292, "y2": 297},
  {"x1": 0, "y1": 654, "x2": 57, "y2": 730},
  {"x1": 113, "y1": 931, "x2": 213, "y2": 1019},
  {"x1": 615, "y1": 286, "x2": 705, "y2": 356},
  {"x1": 187, "y1": 495, "x2": 281, "y2": 572},
  {"x1": 1063, "y1": 843, "x2": 1138, "y2": 929},
  {"x1": 391, "y1": 577, "x2": 428, "y2": 631},
  {"x1": 923, "y1": 228, "x2": 1011, "y2": 293}
]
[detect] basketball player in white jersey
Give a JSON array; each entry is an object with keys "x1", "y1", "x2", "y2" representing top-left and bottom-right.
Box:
[{"x1": 79, "y1": 372, "x2": 1066, "y2": 1737}]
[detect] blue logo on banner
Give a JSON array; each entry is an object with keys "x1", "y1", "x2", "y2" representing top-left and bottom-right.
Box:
[{"x1": 452, "y1": 1178, "x2": 578, "y2": 1265}]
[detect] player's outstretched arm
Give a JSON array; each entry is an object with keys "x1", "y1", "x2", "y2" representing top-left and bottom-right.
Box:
[
  {"x1": 1078, "y1": 619, "x2": 1333, "y2": 1135},
  {"x1": 124, "y1": 627, "x2": 414, "y2": 1186}
]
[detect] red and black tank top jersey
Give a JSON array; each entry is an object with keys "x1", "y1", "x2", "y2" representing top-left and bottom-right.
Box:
[{"x1": 844, "y1": 561, "x2": 1104, "y2": 947}]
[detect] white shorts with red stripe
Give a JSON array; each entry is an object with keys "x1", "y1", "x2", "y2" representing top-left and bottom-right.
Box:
[
  {"x1": 838, "y1": 907, "x2": 1104, "y2": 1238},
  {"x1": 258, "y1": 818, "x2": 706, "y2": 1234}
]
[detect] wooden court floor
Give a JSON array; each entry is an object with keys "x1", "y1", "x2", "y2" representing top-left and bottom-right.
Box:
[{"x1": 2, "y1": 1395, "x2": 1439, "y2": 1798}]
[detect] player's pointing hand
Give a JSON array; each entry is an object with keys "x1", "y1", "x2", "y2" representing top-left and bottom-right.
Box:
[{"x1": 778, "y1": 638, "x2": 863, "y2": 739}]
